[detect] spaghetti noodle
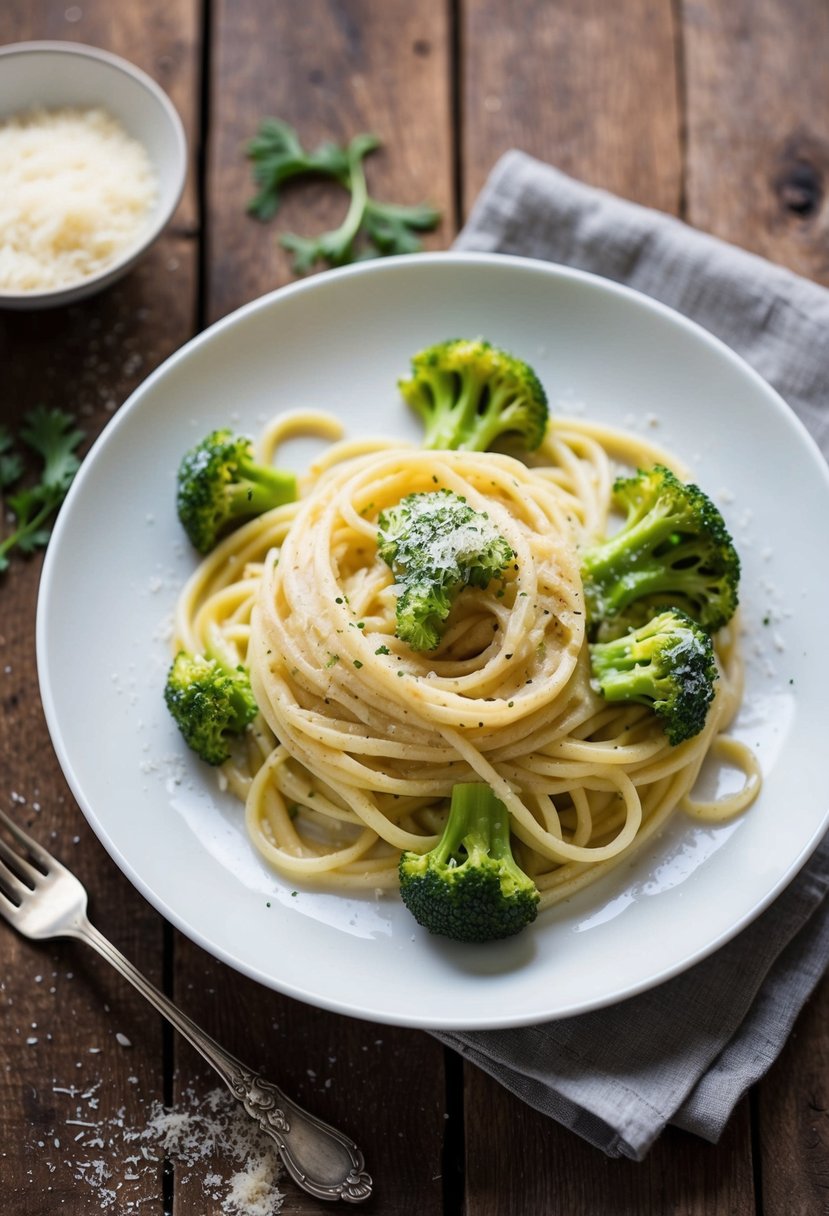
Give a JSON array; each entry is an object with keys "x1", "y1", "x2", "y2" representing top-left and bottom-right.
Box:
[{"x1": 171, "y1": 412, "x2": 761, "y2": 911}]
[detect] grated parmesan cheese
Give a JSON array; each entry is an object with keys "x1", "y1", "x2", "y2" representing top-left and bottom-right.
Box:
[
  {"x1": 29, "y1": 1080, "x2": 285, "y2": 1214},
  {"x1": 0, "y1": 106, "x2": 158, "y2": 293}
]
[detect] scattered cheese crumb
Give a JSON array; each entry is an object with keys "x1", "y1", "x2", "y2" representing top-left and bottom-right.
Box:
[
  {"x1": 225, "y1": 1156, "x2": 283, "y2": 1216},
  {"x1": 31, "y1": 1082, "x2": 284, "y2": 1214}
]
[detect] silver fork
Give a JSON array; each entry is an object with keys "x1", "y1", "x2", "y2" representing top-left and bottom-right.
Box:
[{"x1": 0, "y1": 805, "x2": 372, "y2": 1205}]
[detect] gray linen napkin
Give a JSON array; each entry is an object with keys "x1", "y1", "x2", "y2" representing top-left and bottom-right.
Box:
[{"x1": 433, "y1": 151, "x2": 829, "y2": 1161}]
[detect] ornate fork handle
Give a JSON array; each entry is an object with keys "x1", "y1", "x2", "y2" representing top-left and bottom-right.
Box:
[{"x1": 67, "y1": 915, "x2": 372, "y2": 1203}]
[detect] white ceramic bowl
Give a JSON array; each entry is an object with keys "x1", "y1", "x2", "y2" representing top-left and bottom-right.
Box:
[{"x1": 0, "y1": 41, "x2": 187, "y2": 309}]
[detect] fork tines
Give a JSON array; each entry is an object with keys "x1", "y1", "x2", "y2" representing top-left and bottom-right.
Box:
[{"x1": 0, "y1": 806, "x2": 52, "y2": 904}]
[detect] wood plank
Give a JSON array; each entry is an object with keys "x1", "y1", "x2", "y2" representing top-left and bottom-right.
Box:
[
  {"x1": 682, "y1": 3, "x2": 829, "y2": 1211},
  {"x1": 756, "y1": 975, "x2": 829, "y2": 1213},
  {"x1": 683, "y1": 0, "x2": 829, "y2": 280},
  {"x1": 458, "y1": 3, "x2": 760, "y2": 1212},
  {"x1": 464, "y1": 1065, "x2": 755, "y2": 1215},
  {"x1": 0, "y1": 835, "x2": 171, "y2": 1212},
  {"x1": 170, "y1": 2, "x2": 456, "y2": 1211},
  {"x1": 0, "y1": 1, "x2": 200, "y2": 1211},
  {"x1": 460, "y1": 0, "x2": 683, "y2": 219},
  {"x1": 205, "y1": 0, "x2": 454, "y2": 323},
  {"x1": 172, "y1": 946, "x2": 447, "y2": 1215}
]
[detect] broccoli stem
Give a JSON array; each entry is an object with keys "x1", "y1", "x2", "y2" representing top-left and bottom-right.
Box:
[
  {"x1": 426, "y1": 372, "x2": 481, "y2": 451},
  {"x1": 427, "y1": 376, "x2": 522, "y2": 453},
  {"x1": 466, "y1": 384, "x2": 526, "y2": 453},
  {"x1": 585, "y1": 508, "x2": 681, "y2": 579},
  {"x1": 593, "y1": 666, "x2": 666, "y2": 704},
  {"x1": 437, "y1": 782, "x2": 512, "y2": 865},
  {"x1": 584, "y1": 508, "x2": 702, "y2": 619},
  {"x1": 227, "y1": 456, "x2": 296, "y2": 517}
]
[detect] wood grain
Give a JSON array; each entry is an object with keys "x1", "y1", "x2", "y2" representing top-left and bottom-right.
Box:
[
  {"x1": 172, "y1": 947, "x2": 447, "y2": 1215},
  {"x1": 205, "y1": 0, "x2": 454, "y2": 323},
  {"x1": 683, "y1": 0, "x2": 829, "y2": 279},
  {"x1": 170, "y1": 2, "x2": 456, "y2": 1211},
  {"x1": 2, "y1": 0, "x2": 828, "y2": 1212},
  {"x1": 463, "y1": 1065, "x2": 755, "y2": 1215},
  {"x1": 757, "y1": 975, "x2": 829, "y2": 1215},
  {"x1": 682, "y1": 3, "x2": 829, "y2": 1210},
  {"x1": 0, "y1": 1, "x2": 199, "y2": 1211},
  {"x1": 458, "y1": 3, "x2": 759, "y2": 1212},
  {"x1": 460, "y1": 0, "x2": 683, "y2": 219}
]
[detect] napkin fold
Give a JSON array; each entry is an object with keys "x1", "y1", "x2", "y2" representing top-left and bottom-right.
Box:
[{"x1": 434, "y1": 151, "x2": 829, "y2": 1161}]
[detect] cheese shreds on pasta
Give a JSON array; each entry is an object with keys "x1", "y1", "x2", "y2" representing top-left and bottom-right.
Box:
[
  {"x1": 170, "y1": 412, "x2": 762, "y2": 913},
  {"x1": 0, "y1": 106, "x2": 158, "y2": 292}
]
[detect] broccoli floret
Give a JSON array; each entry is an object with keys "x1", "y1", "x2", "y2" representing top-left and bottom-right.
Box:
[
  {"x1": 377, "y1": 489, "x2": 514, "y2": 650},
  {"x1": 580, "y1": 465, "x2": 740, "y2": 635},
  {"x1": 399, "y1": 783, "x2": 540, "y2": 943},
  {"x1": 588, "y1": 608, "x2": 718, "y2": 745},
  {"x1": 399, "y1": 338, "x2": 549, "y2": 452},
  {"x1": 176, "y1": 429, "x2": 297, "y2": 554},
  {"x1": 164, "y1": 650, "x2": 258, "y2": 765}
]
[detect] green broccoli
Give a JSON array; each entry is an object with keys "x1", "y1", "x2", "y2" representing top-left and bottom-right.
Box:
[
  {"x1": 398, "y1": 338, "x2": 549, "y2": 453},
  {"x1": 164, "y1": 650, "x2": 258, "y2": 765},
  {"x1": 377, "y1": 489, "x2": 514, "y2": 651},
  {"x1": 176, "y1": 429, "x2": 297, "y2": 554},
  {"x1": 588, "y1": 608, "x2": 718, "y2": 745},
  {"x1": 580, "y1": 464, "x2": 740, "y2": 635},
  {"x1": 399, "y1": 783, "x2": 540, "y2": 943}
]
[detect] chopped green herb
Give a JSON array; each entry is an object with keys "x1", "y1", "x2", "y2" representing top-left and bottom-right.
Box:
[
  {"x1": 0, "y1": 407, "x2": 85, "y2": 575},
  {"x1": 245, "y1": 118, "x2": 440, "y2": 273}
]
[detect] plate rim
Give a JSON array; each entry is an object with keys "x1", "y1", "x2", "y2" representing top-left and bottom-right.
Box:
[{"x1": 36, "y1": 251, "x2": 829, "y2": 1029}]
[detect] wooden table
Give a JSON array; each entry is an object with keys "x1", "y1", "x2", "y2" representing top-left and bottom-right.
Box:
[{"x1": 2, "y1": 2, "x2": 828, "y2": 1212}]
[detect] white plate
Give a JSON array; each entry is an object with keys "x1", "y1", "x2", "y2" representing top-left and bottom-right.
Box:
[{"x1": 37, "y1": 253, "x2": 829, "y2": 1029}]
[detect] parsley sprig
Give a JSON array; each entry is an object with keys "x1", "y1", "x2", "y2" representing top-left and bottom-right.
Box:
[
  {"x1": 246, "y1": 119, "x2": 441, "y2": 274},
  {"x1": 0, "y1": 407, "x2": 85, "y2": 574}
]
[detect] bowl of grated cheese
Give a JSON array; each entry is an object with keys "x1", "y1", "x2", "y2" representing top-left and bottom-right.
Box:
[{"x1": 0, "y1": 41, "x2": 187, "y2": 309}]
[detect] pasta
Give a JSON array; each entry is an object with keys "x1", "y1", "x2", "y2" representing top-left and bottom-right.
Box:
[{"x1": 171, "y1": 411, "x2": 761, "y2": 912}]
